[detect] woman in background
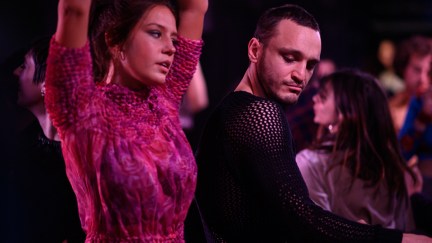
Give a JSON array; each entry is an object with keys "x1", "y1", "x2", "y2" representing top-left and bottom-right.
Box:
[
  {"x1": 297, "y1": 69, "x2": 417, "y2": 231},
  {"x1": 10, "y1": 36, "x2": 84, "y2": 242}
]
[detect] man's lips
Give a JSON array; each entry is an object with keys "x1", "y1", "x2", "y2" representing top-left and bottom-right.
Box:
[{"x1": 286, "y1": 84, "x2": 304, "y2": 94}]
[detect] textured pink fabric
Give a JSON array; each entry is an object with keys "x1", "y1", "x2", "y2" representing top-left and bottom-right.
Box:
[{"x1": 45, "y1": 36, "x2": 203, "y2": 242}]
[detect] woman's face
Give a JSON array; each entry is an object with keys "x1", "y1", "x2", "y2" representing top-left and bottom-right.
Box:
[
  {"x1": 312, "y1": 82, "x2": 339, "y2": 127},
  {"x1": 116, "y1": 5, "x2": 177, "y2": 90},
  {"x1": 13, "y1": 53, "x2": 43, "y2": 108}
]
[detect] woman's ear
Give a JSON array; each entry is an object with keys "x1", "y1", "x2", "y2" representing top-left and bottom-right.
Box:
[
  {"x1": 109, "y1": 45, "x2": 123, "y2": 63},
  {"x1": 248, "y1": 37, "x2": 262, "y2": 63},
  {"x1": 104, "y1": 32, "x2": 112, "y2": 47},
  {"x1": 105, "y1": 32, "x2": 118, "y2": 59},
  {"x1": 337, "y1": 112, "x2": 344, "y2": 123},
  {"x1": 40, "y1": 82, "x2": 46, "y2": 97}
]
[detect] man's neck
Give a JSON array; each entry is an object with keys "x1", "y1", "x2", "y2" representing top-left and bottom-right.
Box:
[{"x1": 235, "y1": 65, "x2": 266, "y2": 98}]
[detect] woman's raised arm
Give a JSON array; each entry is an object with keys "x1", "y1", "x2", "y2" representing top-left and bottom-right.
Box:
[
  {"x1": 177, "y1": 0, "x2": 208, "y2": 40},
  {"x1": 55, "y1": 0, "x2": 91, "y2": 48}
]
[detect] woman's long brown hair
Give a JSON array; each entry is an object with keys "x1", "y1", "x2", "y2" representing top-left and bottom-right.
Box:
[{"x1": 312, "y1": 69, "x2": 416, "y2": 207}]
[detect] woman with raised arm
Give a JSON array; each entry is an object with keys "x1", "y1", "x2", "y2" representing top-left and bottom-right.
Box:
[{"x1": 45, "y1": 0, "x2": 207, "y2": 241}]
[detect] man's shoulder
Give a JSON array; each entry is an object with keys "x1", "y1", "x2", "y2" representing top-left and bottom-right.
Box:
[
  {"x1": 220, "y1": 91, "x2": 281, "y2": 110},
  {"x1": 215, "y1": 92, "x2": 288, "y2": 134}
]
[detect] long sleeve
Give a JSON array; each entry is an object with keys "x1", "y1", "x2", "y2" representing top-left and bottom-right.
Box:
[
  {"x1": 45, "y1": 37, "x2": 95, "y2": 134},
  {"x1": 164, "y1": 36, "x2": 203, "y2": 108}
]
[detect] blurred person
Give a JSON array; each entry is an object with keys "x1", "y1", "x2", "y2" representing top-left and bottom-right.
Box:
[
  {"x1": 394, "y1": 35, "x2": 432, "y2": 199},
  {"x1": 191, "y1": 4, "x2": 430, "y2": 242},
  {"x1": 399, "y1": 86, "x2": 432, "y2": 197},
  {"x1": 45, "y1": 0, "x2": 207, "y2": 241},
  {"x1": 180, "y1": 62, "x2": 209, "y2": 150},
  {"x1": 389, "y1": 35, "x2": 432, "y2": 134},
  {"x1": 8, "y1": 36, "x2": 85, "y2": 242},
  {"x1": 296, "y1": 69, "x2": 416, "y2": 231},
  {"x1": 315, "y1": 59, "x2": 337, "y2": 80},
  {"x1": 286, "y1": 58, "x2": 336, "y2": 153},
  {"x1": 377, "y1": 39, "x2": 405, "y2": 97}
]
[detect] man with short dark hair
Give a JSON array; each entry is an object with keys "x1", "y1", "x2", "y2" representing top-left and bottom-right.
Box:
[{"x1": 192, "y1": 4, "x2": 430, "y2": 243}]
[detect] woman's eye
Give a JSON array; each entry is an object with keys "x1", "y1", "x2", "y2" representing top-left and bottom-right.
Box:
[
  {"x1": 319, "y1": 93, "x2": 327, "y2": 101},
  {"x1": 149, "y1": 31, "x2": 161, "y2": 38}
]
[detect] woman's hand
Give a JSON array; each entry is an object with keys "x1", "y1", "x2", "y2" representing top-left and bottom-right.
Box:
[{"x1": 405, "y1": 156, "x2": 423, "y2": 197}]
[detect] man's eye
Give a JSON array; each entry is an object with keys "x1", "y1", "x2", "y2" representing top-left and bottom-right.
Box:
[
  {"x1": 283, "y1": 56, "x2": 295, "y2": 63},
  {"x1": 307, "y1": 63, "x2": 317, "y2": 71}
]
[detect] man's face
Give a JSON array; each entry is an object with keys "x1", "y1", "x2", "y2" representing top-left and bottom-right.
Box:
[
  {"x1": 256, "y1": 19, "x2": 321, "y2": 105},
  {"x1": 404, "y1": 54, "x2": 432, "y2": 96}
]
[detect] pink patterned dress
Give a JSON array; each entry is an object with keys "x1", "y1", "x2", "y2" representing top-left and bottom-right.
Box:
[{"x1": 45, "y1": 36, "x2": 203, "y2": 242}]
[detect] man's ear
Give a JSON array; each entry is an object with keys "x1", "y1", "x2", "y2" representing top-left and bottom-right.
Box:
[{"x1": 248, "y1": 37, "x2": 262, "y2": 63}]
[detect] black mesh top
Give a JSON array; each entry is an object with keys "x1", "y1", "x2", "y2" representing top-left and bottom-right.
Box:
[{"x1": 194, "y1": 91, "x2": 402, "y2": 243}]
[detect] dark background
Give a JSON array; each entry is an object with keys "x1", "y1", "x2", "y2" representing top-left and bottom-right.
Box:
[
  {"x1": 2, "y1": 0, "x2": 432, "y2": 99},
  {"x1": 1, "y1": 0, "x2": 432, "y2": 147}
]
